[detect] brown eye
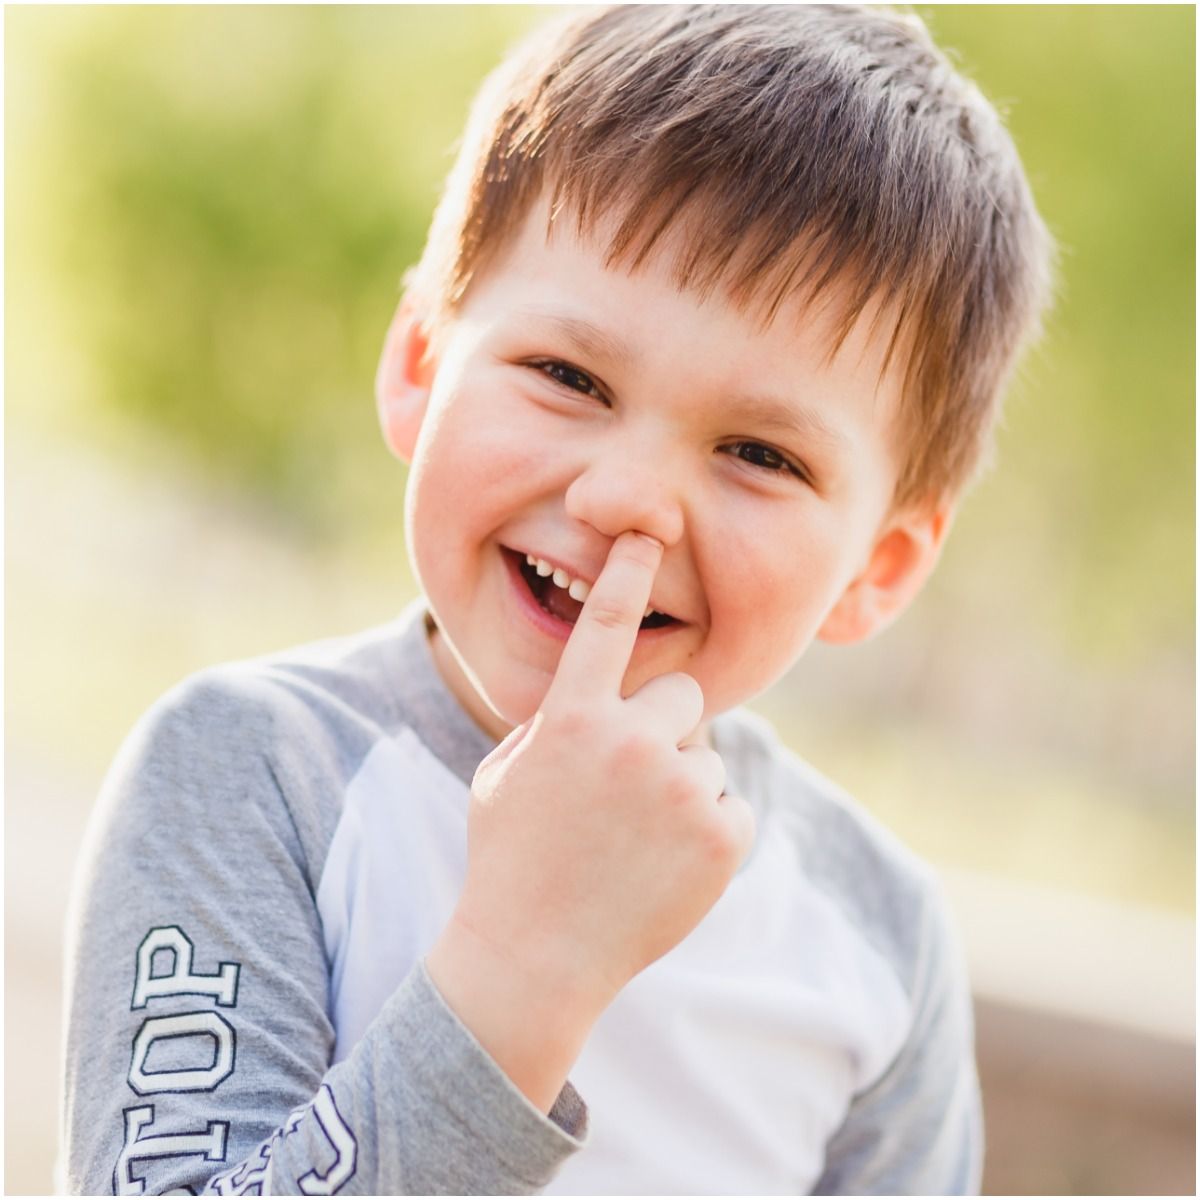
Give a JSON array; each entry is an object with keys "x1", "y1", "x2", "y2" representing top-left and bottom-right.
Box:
[
  {"x1": 541, "y1": 361, "x2": 602, "y2": 398},
  {"x1": 736, "y1": 443, "x2": 788, "y2": 471},
  {"x1": 721, "y1": 441, "x2": 812, "y2": 485}
]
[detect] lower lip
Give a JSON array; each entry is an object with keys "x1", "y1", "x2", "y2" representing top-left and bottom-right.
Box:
[{"x1": 500, "y1": 547, "x2": 681, "y2": 645}]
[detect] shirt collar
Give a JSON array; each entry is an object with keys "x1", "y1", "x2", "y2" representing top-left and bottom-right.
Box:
[{"x1": 387, "y1": 599, "x2": 499, "y2": 788}]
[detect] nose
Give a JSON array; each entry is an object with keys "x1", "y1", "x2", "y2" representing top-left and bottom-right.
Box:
[{"x1": 563, "y1": 440, "x2": 686, "y2": 548}]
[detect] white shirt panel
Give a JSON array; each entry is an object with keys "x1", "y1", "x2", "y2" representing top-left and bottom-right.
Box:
[
  {"x1": 318, "y1": 730, "x2": 468, "y2": 1063},
  {"x1": 318, "y1": 728, "x2": 913, "y2": 1194}
]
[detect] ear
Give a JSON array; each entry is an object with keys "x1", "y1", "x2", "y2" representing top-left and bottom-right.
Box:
[
  {"x1": 818, "y1": 503, "x2": 954, "y2": 645},
  {"x1": 375, "y1": 300, "x2": 436, "y2": 463}
]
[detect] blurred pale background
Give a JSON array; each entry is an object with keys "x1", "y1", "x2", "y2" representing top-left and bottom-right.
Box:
[{"x1": 6, "y1": 5, "x2": 1194, "y2": 1194}]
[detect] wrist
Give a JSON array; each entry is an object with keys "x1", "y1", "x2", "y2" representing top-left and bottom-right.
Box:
[{"x1": 425, "y1": 912, "x2": 611, "y2": 1114}]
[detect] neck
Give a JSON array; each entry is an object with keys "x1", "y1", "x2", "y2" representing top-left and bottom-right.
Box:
[
  {"x1": 425, "y1": 618, "x2": 515, "y2": 743},
  {"x1": 424, "y1": 611, "x2": 712, "y2": 749}
]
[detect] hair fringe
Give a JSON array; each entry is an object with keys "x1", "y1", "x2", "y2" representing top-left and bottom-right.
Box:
[{"x1": 406, "y1": 3, "x2": 1055, "y2": 506}]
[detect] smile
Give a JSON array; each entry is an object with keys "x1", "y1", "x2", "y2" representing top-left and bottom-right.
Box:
[{"x1": 502, "y1": 547, "x2": 678, "y2": 630}]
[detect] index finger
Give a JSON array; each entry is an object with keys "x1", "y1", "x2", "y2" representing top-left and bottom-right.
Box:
[{"x1": 545, "y1": 530, "x2": 663, "y2": 703}]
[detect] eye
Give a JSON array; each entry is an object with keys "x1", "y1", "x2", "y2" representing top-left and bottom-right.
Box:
[
  {"x1": 529, "y1": 359, "x2": 606, "y2": 402},
  {"x1": 721, "y1": 440, "x2": 811, "y2": 483}
]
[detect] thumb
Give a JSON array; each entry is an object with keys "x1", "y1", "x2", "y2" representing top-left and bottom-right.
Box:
[{"x1": 471, "y1": 714, "x2": 538, "y2": 794}]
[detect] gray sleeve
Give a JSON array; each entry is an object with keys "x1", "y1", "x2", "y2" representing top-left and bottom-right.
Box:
[
  {"x1": 60, "y1": 670, "x2": 587, "y2": 1196},
  {"x1": 813, "y1": 879, "x2": 982, "y2": 1196}
]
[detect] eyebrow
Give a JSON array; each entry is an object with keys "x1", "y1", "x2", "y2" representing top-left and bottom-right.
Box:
[
  {"x1": 515, "y1": 307, "x2": 850, "y2": 455},
  {"x1": 722, "y1": 392, "x2": 852, "y2": 456},
  {"x1": 514, "y1": 310, "x2": 639, "y2": 368}
]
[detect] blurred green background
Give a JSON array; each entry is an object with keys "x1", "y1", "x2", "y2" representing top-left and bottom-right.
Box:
[{"x1": 5, "y1": 5, "x2": 1194, "y2": 1195}]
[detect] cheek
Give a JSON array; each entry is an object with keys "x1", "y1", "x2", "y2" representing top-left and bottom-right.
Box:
[
  {"x1": 410, "y1": 412, "x2": 519, "y2": 525},
  {"x1": 707, "y1": 529, "x2": 811, "y2": 632},
  {"x1": 435, "y1": 386, "x2": 555, "y2": 489},
  {"x1": 406, "y1": 406, "x2": 563, "y2": 595},
  {"x1": 702, "y1": 530, "x2": 838, "y2": 688}
]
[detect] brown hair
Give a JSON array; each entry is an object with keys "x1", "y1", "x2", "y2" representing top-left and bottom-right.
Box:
[{"x1": 406, "y1": 4, "x2": 1055, "y2": 506}]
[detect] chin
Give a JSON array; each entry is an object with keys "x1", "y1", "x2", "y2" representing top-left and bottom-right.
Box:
[
  {"x1": 489, "y1": 685, "x2": 545, "y2": 729},
  {"x1": 467, "y1": 669, "x2": 550, "y2": 735}
]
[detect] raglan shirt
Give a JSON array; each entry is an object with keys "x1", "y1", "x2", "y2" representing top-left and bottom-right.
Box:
[{"x1": 59, "y1": 601, "x2": 981, "y2": 1195}]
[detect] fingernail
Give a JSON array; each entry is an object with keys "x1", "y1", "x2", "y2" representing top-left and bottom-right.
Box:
[{"x1": 632, "y1": 532, "x2": 663, "y2": 550}]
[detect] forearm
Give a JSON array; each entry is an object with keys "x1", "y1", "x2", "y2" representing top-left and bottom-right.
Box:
[
  {"x1": 64, "y1": 671, "x2": 589, "y2": 1195},
  {"x1": 425, "y1": 913, "x2": 609, "y2": 1115}
]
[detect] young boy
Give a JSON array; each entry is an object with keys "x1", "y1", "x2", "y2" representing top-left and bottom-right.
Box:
[{"x1": 61, "y1": 5, "x2": 1052, "y2": 1195}]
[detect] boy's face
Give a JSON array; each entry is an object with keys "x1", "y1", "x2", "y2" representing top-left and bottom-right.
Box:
[{"x1": 380, "y1": 207, "x2": 946, "y2": 740}]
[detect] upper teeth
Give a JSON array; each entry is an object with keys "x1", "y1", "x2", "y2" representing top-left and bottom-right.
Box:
[{"x1": 526, "y1": 553, "x2": 659, "y2": 620}]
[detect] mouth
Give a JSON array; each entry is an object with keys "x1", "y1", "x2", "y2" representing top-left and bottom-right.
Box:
[{"x1": 503, "y1": 547, "x2": 679, "y2": 631}]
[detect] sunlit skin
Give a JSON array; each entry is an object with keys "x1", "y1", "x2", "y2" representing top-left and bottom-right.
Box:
[
  {"x1": 377, "y1": 203, "x2": 950, "y2": 744},
  {"x1": 379, "y1": 204, "x2": 954, "y2": 1114}
]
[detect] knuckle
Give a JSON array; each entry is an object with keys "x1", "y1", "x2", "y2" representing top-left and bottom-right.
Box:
[
  {"x1": 663, "y1": 767, "x2": 699, "y2": 809},
  {"x1": 546, "y1": 704, "x2": 591, "y2": 740},
  {"x1": 698, "y1": 815, "x2": 741, "y2": 870},
  {"x1": 585, "y1": 597, "x2": 632, "y2": 631},
  {"x1": 614, "y1": 728, "x2": 658, "y2": 767}
]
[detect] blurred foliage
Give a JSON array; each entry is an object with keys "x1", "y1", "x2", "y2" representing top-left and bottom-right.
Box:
[
  {"x1": 919, "y1": 5, "x2": 1195, "y2": 667},
  {"x1": 8, "y1": 3, "x2": 1191, "y2": 647},
  {"x1": 8, "y1": 5, "x2": 548, "y2": 529},
  {"x1": 6, "y1": 5, "x2": 1195, "y2": 882}
]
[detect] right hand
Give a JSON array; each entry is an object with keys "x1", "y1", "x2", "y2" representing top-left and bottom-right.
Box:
[{"x1": 444, "y1": 529, "x2": 756, "y2": 1015}]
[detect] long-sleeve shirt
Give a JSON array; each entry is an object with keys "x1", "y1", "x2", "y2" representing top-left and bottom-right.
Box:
[{"x1": 60, "y1": 600, "x2": 981, "y2": 1194}]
